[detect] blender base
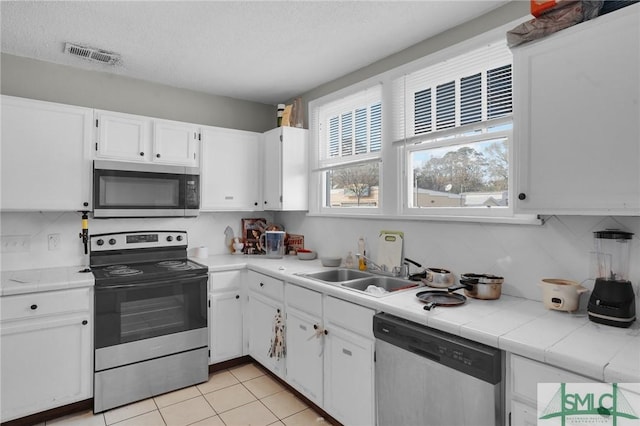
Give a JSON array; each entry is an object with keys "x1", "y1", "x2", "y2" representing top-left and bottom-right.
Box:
[{"x1": 587, "y1": 279, "x2": 636, "y2": 328}]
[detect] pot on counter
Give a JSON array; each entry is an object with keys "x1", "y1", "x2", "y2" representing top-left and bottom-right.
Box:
[
  {"x1": 539, "y1": 278, "x2": 588, "y2": 312},
  {"x1": 421, "y1": 268, "x2": 455, "y2": 288},
  {"x1": 448, "y1": 273, "x2": 504, "y2": 300}
]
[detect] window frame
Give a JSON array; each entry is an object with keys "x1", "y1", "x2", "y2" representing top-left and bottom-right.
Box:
[{"x1": 307, "y1": 19, "x2": 540, "y2": 224}]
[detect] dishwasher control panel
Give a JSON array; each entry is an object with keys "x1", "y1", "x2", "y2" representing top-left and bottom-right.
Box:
[{"x1": 373, "y1": 312, "x2": 502, "y2": 384}]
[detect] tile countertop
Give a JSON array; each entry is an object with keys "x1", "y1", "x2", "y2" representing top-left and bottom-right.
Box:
[
  {"x1": 2, "y1": 255, "x2": 638, "y2": 383},
  {"x1": 0, "y1": 265, "x2": 94, "y2": 296}
]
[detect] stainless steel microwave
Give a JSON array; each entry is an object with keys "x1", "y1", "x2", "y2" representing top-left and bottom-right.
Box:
[{"x1": 93, "y1": 160, "x2": 200, "y2": 218}]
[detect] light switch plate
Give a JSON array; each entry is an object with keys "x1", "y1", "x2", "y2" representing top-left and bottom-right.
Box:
[{"x1": 1, "y1": 235, "x2": 31, "y2": 253}]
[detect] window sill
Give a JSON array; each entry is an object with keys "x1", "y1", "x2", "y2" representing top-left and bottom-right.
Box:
[{"x1": 305, "y1": 212, "x2": 544, "y2": 225}]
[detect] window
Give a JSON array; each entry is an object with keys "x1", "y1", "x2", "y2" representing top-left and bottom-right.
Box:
[
  {"x1": 312, "y1": 85, "x2": 382, "y2": 211},
  {"x1": 394, "y1": 40, "x2": 513, "y2": 216}
]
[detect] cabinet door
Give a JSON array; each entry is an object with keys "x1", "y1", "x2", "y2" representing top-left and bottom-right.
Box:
[
  {"x1": 285, "y1": 306, "x2": 323, "y2": 405},
  {"x1": 95, "y1": 110, "x2": 151, "y2": 162},
  {"x1": 510, "y1": 400, "x2": 537, "y2": 426},
  {"x1": 200, "y1": 127, "x2": 261, "y2": 210},
  {"x1": 0, "y1": 313, "x2": 92, "y2": 422},
  {"x1": 323, "y1": 326, "x2": 374, "y2": 426},
  {"x1": 262, "y1": 128, "x2": 282, "y2": 210},
  {"x1": 281, "y1": 127, "x2": 309, "y2": 211},
  {"x1": 209, "y1": 291, "x2": 243, "y2": 363},
  {"x1": 1, "y1": 96, "x2": 93, "y2": 211},
  {"x1": 153, "y1": 119, "x2": 199, "y2": 166},
  {"x1": 246, "y1": 292, "x2": 284, "y2": 377},
  {"x1": 514, "y1": 6, "x2": 640, "y2": 215}
]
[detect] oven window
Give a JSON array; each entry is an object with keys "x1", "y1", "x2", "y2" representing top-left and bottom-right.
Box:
[
  {"x1": 95, "y1": 276, "x2": 207, "y2": 349},
  {"x1": 98, "y1": 175, "x2": 180, "y2": 207}
]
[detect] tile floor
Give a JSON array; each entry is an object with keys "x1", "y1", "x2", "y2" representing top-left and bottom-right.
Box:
[{"x1": 42, "y1": 363, "x2": 331, "y2": 426}]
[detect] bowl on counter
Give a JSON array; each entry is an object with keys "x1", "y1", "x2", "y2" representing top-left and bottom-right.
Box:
[
  {"x1": 297, "y1": 249, "x2": 317, "y2": 260},
  {"x1": 320, "y1": 256, "x2": 342, "y2": 267}
]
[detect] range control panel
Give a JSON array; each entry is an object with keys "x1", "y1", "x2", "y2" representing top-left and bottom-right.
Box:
[
  {"x1": 373, "y1": 312, "x2": 502, "y2": 384},
  {"x1": 90, "y1": 231, "x2": 187, "y2": 252}
]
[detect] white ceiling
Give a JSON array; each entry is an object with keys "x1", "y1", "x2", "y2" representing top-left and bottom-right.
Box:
[{"x1": 1, "y1": 1, "x2": 509, "y2": 105}]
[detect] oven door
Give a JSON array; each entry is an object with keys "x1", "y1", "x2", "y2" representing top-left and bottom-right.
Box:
[{"x1": 94, "y1": 274, "x2": 207, "y2": 351}]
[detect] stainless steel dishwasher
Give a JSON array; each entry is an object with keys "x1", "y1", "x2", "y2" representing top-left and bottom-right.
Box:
[{"x1": 374, "y1": 313, "x2": 504, "y2": 426}]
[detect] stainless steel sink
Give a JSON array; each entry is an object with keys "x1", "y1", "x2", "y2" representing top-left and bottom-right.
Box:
[
  {"x1": 302, "y1": 268, "x2": 372, "y2": 282},
  {"x1": 299, "y1": 269, "x2": 419, "y2": 297},
  {"x1": 340, "y1": 276, "x2": 417, "y2": 293}
]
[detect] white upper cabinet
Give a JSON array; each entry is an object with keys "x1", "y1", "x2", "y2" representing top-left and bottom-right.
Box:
[
  {"x1": 200, "y1": 126, "x2": 261, "y2": 211},
  {"x1": 94, "y1": 110, "x2": 199, "y2": 167},
  {"x1": 263, "y1": 127, "x2": 308, "y2": 211},
  {"x1": 152, "y1": 119, "x2": 200, "y2": 166},
  {"x1": 94, "y1": 110, "x2": 151, "y2": 162},
  {"x1": 1, "y1": 95, "x2": 93, "y2": 211},
  {"x1": 513, "y1": 5, "x2": 640, "y2": 215}
]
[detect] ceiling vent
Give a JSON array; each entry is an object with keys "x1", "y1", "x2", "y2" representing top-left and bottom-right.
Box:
[{"x1": 64, "y1": 42, "x2": 121, "y2": 65}]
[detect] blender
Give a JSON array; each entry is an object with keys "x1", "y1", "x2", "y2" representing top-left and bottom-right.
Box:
[{"x1": 587, "y1": 230, "x2": 636, "y2": 328}]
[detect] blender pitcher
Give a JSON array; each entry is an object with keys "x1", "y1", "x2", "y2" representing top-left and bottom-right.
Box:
[{"x1": 588, "y1": 230, "x2": 636, "y2": 327}]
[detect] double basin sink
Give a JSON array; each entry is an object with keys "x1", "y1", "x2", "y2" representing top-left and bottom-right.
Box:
[{"x1": 298, "y1": 268, "x2": 420, "y2": 297}]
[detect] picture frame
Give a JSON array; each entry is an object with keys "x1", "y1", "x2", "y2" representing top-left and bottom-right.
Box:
[{"x1": 241, "y1": 218, "x2": 267, "y2": 255}]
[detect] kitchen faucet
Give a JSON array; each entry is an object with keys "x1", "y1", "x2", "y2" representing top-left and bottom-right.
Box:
[{"x1": 356, "y1": 253, "x2": 409, "y2": 279}]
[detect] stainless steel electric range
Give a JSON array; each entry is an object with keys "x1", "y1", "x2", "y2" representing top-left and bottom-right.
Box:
[{"x1": 90, "y1": 231, "x2": 208, "y2": 413}]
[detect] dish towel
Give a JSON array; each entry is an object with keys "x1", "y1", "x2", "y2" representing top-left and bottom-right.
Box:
[{"x1": 268, "y1": 309, "x2": 286, "y2": 360}]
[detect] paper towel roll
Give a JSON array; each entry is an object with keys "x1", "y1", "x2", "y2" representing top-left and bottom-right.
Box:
[{"x1": 195, "y1": 246, "x2": 208, "y2": 258}]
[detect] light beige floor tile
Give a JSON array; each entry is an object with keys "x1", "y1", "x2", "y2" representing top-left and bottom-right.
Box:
[
  {"x1": 112, "y1": 410, "x2": 165, "y2": 426},
  {"x1": 159, "y1": 396, "x2": 216, "y2": 426},
  {"x1": 260, "y1": 391, "x2": 307, "y2": 419},
  {"x1": 243, "y1": 374, "x2": 285, "y2": 399},
  {"x1": 154, "y1": 386, "x2": 202, "y2": 408},
  {"x1": 104, "y1": 398, "x2": 157, "y2": 425},
  {"x1": 218, "y1": 400, "x2": 278, "y2": 426},
  {"x1": 46, "y1": 409, "x2": 105, "y2": 425},
  {"x1": 197, "y1": 370, "x2": 240, "y2": 394},
  {"x1": 203, "y1": 383, "x2": 257, "y2": 413},
  {"x1": 229, "y1": 363, "x2": 265, "y2": 382},
  {"x1": 281, "y1": 408, "x2": 330, "y2": 426},
  {"x1": 189, "y1": 415, "x2": 226, "y2": 426},
  {"x1": 268, "y1": 422, "x2": 285, "y2": 426}
]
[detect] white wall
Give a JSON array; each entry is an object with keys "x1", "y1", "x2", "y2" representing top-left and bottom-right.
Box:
[
  {"x1": 276, "y1": 212, "x2": 640, "y2": 302},
  {"x1": 0, "y1": 211, "x2": 273, "y2": 271}
]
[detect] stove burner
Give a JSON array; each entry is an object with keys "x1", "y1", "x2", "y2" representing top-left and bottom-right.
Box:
[
  {"x1": 108, "y1": 268, "x2": 143, "y2": 276},
  {"x1": 157, "y1": 260, "x2": 194, "y2": 271},
  {"x1": 105, "y1": 265, "x2": 129, "y2": 271}
]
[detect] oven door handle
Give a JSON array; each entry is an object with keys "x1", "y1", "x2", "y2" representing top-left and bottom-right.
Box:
[{"x1": 95, "y1": 274, "x2": 207, "y2": 291}]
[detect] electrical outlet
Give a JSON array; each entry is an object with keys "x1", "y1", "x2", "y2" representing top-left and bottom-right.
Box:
[
  {"x1": 1, "y1": 235, "x2": 31, "y2": 253},
  {"x1": 48, "y1": 234, "x2": 61, "y2": 251}
]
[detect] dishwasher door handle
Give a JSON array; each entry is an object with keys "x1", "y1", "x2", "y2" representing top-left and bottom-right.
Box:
[{"x1": 408, "y1": 345, "x2": 440, "y2": 362}]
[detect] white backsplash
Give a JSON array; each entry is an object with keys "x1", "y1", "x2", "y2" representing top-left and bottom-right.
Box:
[
  {"x1": 276, "y1": 213, "x2": 640, "y2": 302},
  {"x1": 0, "y1": 211, "x2": 273, "y2": 271},
  {"x1": 2, "y1": 211, "x2": 639, "y2": 303}
]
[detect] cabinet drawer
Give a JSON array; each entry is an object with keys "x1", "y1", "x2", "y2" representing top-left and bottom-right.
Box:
[
  {"x1": 325, "y1": 296, "x2": 374, "y2": 338},
  {"x1": 1, "y1": 288, "x2": 90, "y2": 322},
  {"x1": 248, "y1": 271, "x2": 284, "y2": 301},
  {"x1": 209, "y1": 270, "x2": 242, "y2": 292},
  {"x1": 511, "y1": 354, "x2": 592, "y2": 403},
  {"x1": 285, "y1": 284, "x2": 322, "y2": 316}
]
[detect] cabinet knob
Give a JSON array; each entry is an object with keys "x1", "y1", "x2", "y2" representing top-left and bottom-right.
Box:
[
  {"x1": 235, "y1": 295, "x2": 240, "y2": 299},
  {"x1": 518, "y1": 193, "x2": 527, "y2": 200},
  {"x1": 139, "y1": 152, "x2": 145, "y2": 156},
  {"x1": 313, "y1": 324, "x2": 318, "y2": 330},
  {"x1": 260, "y1": 282, "x2": 264, "y2": 287},
  {"x1": 83, "y1": 202, "x2": 89, "y2": 207},
  {"x1": 324, "y1": 329, "x2": 328, "y2": 335},
  {"x1": 254, "y1": 202, "x2": 258, "y2": 206},
  {"x1": 264, "y1": 201, "x2": 268, "y2": 205},
  {"x1": 30, "y1": 304, "x2": 37, "y2": 310},
  {"x1": 156, "y1": 153, "x2": 161, "y2": 158},
  {"x1": 82, "y1": 320, "x2": 88, "y2": 325}
]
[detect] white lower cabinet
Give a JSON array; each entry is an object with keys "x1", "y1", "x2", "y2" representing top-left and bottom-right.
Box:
[
  {"x1": 246, "y1": 271, "x2": 285, "y2": 377},
  {"x1": 0, "y1": 288, "x2": 92, "y2": 423},
  {"x1": 209, "y1": 270, "x2": 244, "y2": 364},
  {"x1": 284, "y1": 285, "x2": 324, "y2": 406},
  {"x1": 323, "y1": 296, "x2": 375, "y2": 426},
  {"x1": 507, "y1": 354, "x2": 597, "y2": 426}
]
